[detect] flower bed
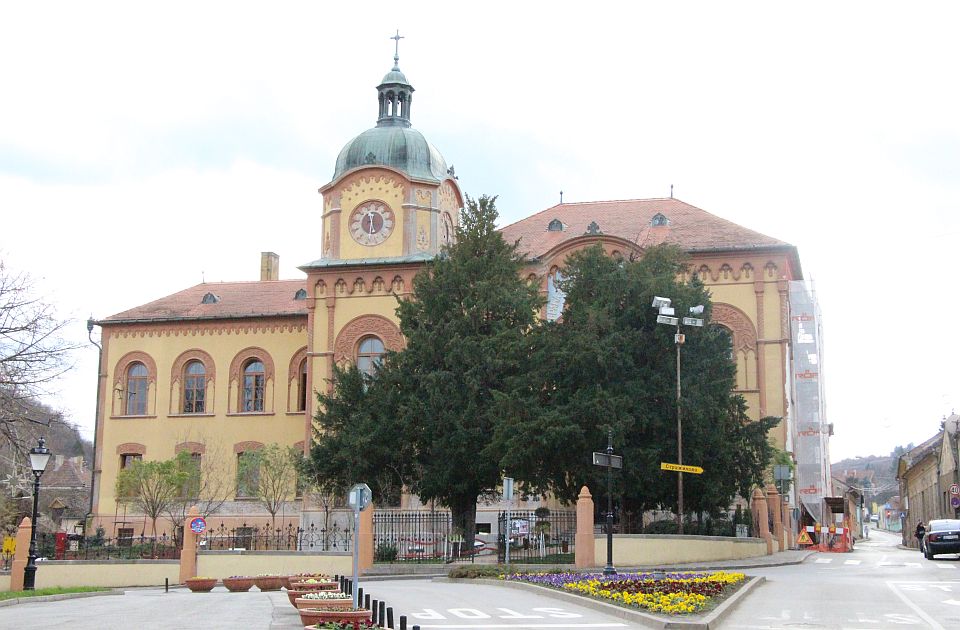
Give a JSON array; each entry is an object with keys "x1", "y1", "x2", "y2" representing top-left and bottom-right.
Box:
[
  {"x1": 299, "y1": 607, "x2": 371, "y2": 626},
  {"x1": 306, "y1": 619, "x2": 378, "y2": 629},
  {"x1": 283, "y1": 573, "x2": 333, "y2": 590},
  {"x1": 506, "y1": 571, "x2": 745, "y2": 615}
]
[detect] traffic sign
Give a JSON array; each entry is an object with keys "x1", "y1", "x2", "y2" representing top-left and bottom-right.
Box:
[
  {"x1": 797, "y1": 530, "x2": 813, "y2": 545},
  {"x1": 660, "y1": 462, "x2": 704, "y2": 474},
  {"x1": 952, "y1": 496, "x2": 960, "y2": 508},
  {"x1": 951, "y1": 484, "x2": 960, "y2": 495},
  {"x1": 190, "y1": 517, "x2": 206, "y2": 534},
  {"x1": 503, "y1": 477, "x2": 514, "y2": 501},
  {"x1": 593, "y1": 452, "x2": 623, "y2": 469},
  {"x1": 348, "y1": 483, "x2": 372, "y2": 512}
]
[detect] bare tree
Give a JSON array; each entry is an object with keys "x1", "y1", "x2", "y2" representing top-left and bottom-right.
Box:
[
  {"x1": 239, "y1": 443, "x2": 298, "y2": 530},
  {"x1": 163, "y1": 433, "x2": 235, "y2": 537},
  {"x1": 0, "y1": 259, "x2": 80, "y2": 450},
  {"x1": 115, "y1": 458, "x2": 186, "y2": 538}
]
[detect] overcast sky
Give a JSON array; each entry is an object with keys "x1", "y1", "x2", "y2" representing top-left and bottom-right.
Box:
[{"x1": 2, "y1": 2, "x2": 958, "y2": 463}]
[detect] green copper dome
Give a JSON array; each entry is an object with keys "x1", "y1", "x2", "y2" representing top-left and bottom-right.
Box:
[
  {"x1": 331, "y1": 52, "x2": 450, "y2": 184},
  {"x1": 333, "y1": 126, "x2": 449, "y2": 183}
]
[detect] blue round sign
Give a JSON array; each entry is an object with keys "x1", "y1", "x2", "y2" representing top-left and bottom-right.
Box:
[{"x1": 190, "y1": 517, "x2": 207, "y2": 534}]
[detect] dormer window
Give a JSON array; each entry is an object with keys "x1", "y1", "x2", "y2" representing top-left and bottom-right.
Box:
[
  {"x1": 201, "y1": 292, "x2": 220, "y2": 304},
  {"x1": 547, "y1": 219, "x2": 564, "y2": 232},
  {"x1": 651, "y1": 213, "x2": 669, "y2": 227},
  {"x1": 294, "y1": 288, "x2": 307, "y2": 300}
]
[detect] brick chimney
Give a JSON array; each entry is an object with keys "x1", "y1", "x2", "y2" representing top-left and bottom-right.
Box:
[{"x1": 260, "y1": 252, "x2": 279, "y2": 281}]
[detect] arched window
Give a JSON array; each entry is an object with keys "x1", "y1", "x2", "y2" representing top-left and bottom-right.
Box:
[
  {"x1": 125, "y1": 363, "x2": 149, "y2": 415},
  {"x1": 183, "y1": 361, "x2": 206, "y2": 414},
  {"x1": 356, "y1": 336, "x2": 385, "y2": 376},
  {"x1": 242, "y1": 360, "x2": 265, "y2": 412},
  {"x1": 297, "y1": 358, "x2": 308, "y2": 412}
]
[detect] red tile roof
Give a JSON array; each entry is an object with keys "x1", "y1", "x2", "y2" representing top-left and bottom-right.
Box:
[
  {"x1": 500, "y1": 198, "x2": 793, "y2": 260},
  {"x1": 101, "y1": 280, "x2": 307, "y2": 323}
]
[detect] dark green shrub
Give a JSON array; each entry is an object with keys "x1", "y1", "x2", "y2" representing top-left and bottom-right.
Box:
[{"x1": 374, "y1": 543, "x2": 398, "y2": 562}]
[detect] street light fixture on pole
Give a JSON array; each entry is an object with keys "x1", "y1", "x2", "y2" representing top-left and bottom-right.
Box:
[
  {"x1": 24, "y1": 437, "x2": 52, "y2": 590},
  {"x1": 652, "y1": 297, "x2": 703, "y2": 535}
]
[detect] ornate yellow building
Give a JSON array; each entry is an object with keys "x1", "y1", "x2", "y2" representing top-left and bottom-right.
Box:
[{"x1": 89, "y1": 53, "x2": 811, "y2": 536}]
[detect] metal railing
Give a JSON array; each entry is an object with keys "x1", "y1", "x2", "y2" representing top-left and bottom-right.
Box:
[
  {"x1": 498, "y1": 509, "x2": 575, "y2": 564},
  {"x1": 374, "y1": 510, "x2": 482, "y2": 563},
  {"x1": 36, "y1": 532, "x2": 180, "y2": 560},
  {"x1": 198, "y1": 521, "x2": 352, "y2": 552}
]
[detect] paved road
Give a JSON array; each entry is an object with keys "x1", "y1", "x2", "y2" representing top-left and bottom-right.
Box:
[{"x1": 723, "y1": 528, "x2": 960, "y2": 629}]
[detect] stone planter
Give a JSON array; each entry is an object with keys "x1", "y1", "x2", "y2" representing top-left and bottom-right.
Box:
[
  {"x1": 223, "y1": 576, "x2": 255, "y2": 592},
  {"x1": 295, "y1": 596, "x2": 352, "y2": 611},
  {"x1": 185, "y1": 577, "x2": 218, "y2": 592},
  {"x1": 298, "y1": 607, "x2": 371, "y2": 627},
  {"x1": 253, "y1": 575, "x2": 283, "y2": 591}
]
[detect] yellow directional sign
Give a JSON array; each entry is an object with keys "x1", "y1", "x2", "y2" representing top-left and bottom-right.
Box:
[{"x1": 660, "y1": 462, "x2": 704, "y2": 474}]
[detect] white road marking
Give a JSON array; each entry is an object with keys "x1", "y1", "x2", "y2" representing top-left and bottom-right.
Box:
[
  {"x1": 937, "y1": 564, "x2": 957, "y2": 569},
  {"x1": 815, "y1": 558, "x2": 832, "y2": 564},
  {"x1": 885, "y1": 581, "x2": 947, "y2": 630},
  {"x1": 843, "y1": 559, "x2": 861, "y2": 565},
  {"x1": 905, "y1": 562, "x2": 921, "y2": 568}
]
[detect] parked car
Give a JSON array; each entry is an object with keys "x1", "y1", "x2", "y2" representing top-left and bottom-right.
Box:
[
  {"x1": 923, "y1": 519, "x2": 960, "y2": 560},
  {"x1": 870, "y1": 514, "x2": 879, "y2": 523}
]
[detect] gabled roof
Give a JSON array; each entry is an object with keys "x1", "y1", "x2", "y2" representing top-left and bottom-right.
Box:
[
  {"x1": 500, "y1": 198, "x2": 799, "y2": 270},
  {"x1": 100, "y1": 280, "x2": 307, "y2": 324}
]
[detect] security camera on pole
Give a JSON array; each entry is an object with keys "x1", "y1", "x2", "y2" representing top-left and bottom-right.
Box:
[
  {"x1": 652, "y1": 297, "x2": 705, "y2": 535},
  {"x1": 348, "y1": 482, "x2": 372, "y2": 609}
]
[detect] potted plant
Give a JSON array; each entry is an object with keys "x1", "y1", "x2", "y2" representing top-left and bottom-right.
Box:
[
  {"x1": 254, "y1": 574, "x2": 283, "y2": 591},
  {"x1": 222, "y1": 575, "x2": 255, "y2": 592},
  {"x1": 306, "y1": 620, "x2": 379, "y2": 630},
  {"x1": 295, "y1": 591, "x2": 352, "y2": 611},
  {"x1": 184, "y1": 576, "x2": 218, "y2": 592},
  {"x1": 286, "y1": 586, "x2": 339, "y2": 606},
  {"x1": 291, "y1": 578, "x2": 339, "y2": 592},
  {"x1": 299, "y1": 607, "x2": 372, "y2": 627},
  {"x1": 283, "y1": 573, "x2": 331, "y2": 590}
]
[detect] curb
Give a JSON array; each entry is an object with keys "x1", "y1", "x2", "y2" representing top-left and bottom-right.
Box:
[
  {"x1": 437, "y1": 575, "x2": 765, "y2": 629},
  {"x1": 0, "y1": 589, "x2": 125, "y2": 607}
]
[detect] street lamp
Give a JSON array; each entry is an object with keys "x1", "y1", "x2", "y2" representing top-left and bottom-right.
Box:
[
  {"x1": 24, "y1": 437, "x2": 52, "y2": 590},
  {"x1": 652, "y1": 297, "x2": 703, "y2": 535}
]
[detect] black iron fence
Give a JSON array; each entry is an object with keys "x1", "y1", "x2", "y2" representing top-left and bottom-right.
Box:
[
  {"x1": 198, "y1": 521, "x2": 352, "y2": 552},
  {"x1": 374, "y1": 510, "x2": 483, "y2": 563},
  {"x1": 36, "y1": 532, "x2": 180, "y2": 560},
  {"x1": 498, "y1": 509, "x2": 575, "y2": 564}
]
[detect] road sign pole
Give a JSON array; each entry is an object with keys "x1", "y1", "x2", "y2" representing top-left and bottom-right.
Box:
[
  {"x1": 604, "y1": 430, "x2": 616, "y2": 576},
  {"x1": 352, "y1": 505, "x2": 360, "y2": 609},
  {"x1": 676, "y1": 334, "x2": 684, "y2": 536}
]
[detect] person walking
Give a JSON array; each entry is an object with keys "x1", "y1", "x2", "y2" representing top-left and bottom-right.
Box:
[{"x1": 915, "y1": 520, "x2": 926, "y2": 551}]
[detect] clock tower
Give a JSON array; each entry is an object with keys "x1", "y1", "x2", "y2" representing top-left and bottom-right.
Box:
[{"x1": 315, "y1": 48, "x2": 463, "y2": 263}]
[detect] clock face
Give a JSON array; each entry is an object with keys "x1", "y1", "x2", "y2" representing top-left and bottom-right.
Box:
[
  {"x1": 441, "y1": 212, "x2": 454, "y2": 247},
  {"x1": 350, "y1": 202, "x2": 394, "y2": 246}
]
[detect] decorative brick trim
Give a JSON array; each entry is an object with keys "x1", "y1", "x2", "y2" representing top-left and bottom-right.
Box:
[
  {"x1": 108, "y1": 319, "x2": 307, "y2": 339},
  {"x1": 288, "y1": 346, "x2": 308, "y2": 413},
  {"x1": 113, "y1": 351, "x2": 157, "y2": 386},
  {"x1": 171, "y1": 349, "x2": 217, "y2": 383},
  {"x1": 116, "y1": 442, "x2": 146, "y2": 455},
  {"x1": 229, "y1": 347, "x2": 276, "y2": 385},
  {"x1": 175, "y1": 441, "x2": 206, "y2": 455},
  {"x1": 333, "y1": 315, "x2": 404, "y2": 365},
  {"x1": 712, "y1": 303, "x2": 757, "y2": 354},
  {"x1": 234, "y1": 441, "x2": 264, "y2": 454}
]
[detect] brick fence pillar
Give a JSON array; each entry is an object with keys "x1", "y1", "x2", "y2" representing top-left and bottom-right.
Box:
[
  {"x1": 766, "y1": 484, "x2": 784, "y2": 552},
  {"x1": 9, "y1": 517, "x2": 32, "y2": 591},
  {"x1": 575, "y1": 486, "x2": 596, "y2": 568},
  {"x1": 359, "y1": 504, "x2": 374, "y2": 573},
  {"x1": 179, "y1": 506, "x2": 200, "y2": 584},
  {"x1": 751, "y1": 487, "x2": 772, "y2": 555}
]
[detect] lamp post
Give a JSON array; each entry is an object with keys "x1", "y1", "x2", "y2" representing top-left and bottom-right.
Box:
[
  {"x1": 85, "y1": 316, "x2": 102, "y2": 536},
  {"x1": 652, "y1": 297, "x2": 703, "y2": 535},
  {"x1": 24, "y1": 437, "x2": 52, "y2": 590}
]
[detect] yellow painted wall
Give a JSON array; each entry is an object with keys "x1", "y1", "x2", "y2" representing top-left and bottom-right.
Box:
[
  {"x1": 593, "y1": 534, "x2": 768, "y2": 566},
  {"x1": 0, "y1": 574, "x2": 9, "y2": 592},
  {"x1": 197, "y1": 551, "x2": 352, "y2": 577},
  {"x1": 97, "y1": 323, "x2": 308, "y2": 518},
  {"x1": 35, "y1": 560, "x2": 180, "y2": 588}
]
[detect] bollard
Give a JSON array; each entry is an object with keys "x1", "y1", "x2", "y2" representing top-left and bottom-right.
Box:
[
  {"x1": 413, "y1": 626, "x2": 421, "y2": 630},
  {"x1": 365, "y1": 593, "x2": 371, "y2": 610},
  {"x1": 379, "y1": 600, "x2": 386, "y2": 627},
  {"x1": 357, "y1": 587, "x2": 364, "y2": 607},
  {"x1": 387, "y1": 606, "x2": 394, "y2": 628},
  {"x1": 347, "y1": 578, "x2": 353, "y2": 595},
  {"x1": 372, "y1": 599, "x2": 379, "y2": 624},
  {"x1": 165, "y1": 578, "x2": 168, "y2": 593},
  {"x1": 400, "y1": 615, "x2": 407, "y2": 630}
]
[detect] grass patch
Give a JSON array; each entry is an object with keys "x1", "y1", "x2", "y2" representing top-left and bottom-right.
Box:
[{"x1": 0, "y1": 586, "x2": 111, "y2": 601}]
